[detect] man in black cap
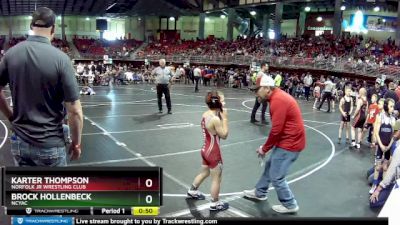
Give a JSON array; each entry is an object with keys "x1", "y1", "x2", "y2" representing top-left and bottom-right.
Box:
[
  {"x1": 0, "y1": 7, "x2": 83, "y2": 167},
  {"x1": 367, "y1": 78, "x2": 382, "y2": 104}
]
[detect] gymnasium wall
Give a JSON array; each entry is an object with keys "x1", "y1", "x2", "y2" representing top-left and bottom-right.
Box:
[{"x1": 0, "y1": 16, "x2": 125, "y2": 40}]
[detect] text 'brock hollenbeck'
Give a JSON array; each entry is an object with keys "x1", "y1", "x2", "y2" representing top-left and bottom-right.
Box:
[{"x1": 11, "y1": 193, "x2": 92, "y2": 201}]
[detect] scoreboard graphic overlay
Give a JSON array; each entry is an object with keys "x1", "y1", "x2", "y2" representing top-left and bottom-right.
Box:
[{"x1": 1, "y1": 167, "x2": 162, "y2": 216}]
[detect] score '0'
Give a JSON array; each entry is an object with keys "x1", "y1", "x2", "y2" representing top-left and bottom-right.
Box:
[{"x1": 145, "y1": 179, "x2": 152, "y2": 187}]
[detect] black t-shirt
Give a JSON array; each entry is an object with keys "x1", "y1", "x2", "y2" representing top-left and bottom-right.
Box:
[
  {"x1": 96, "y1": 65, "x2": 103, "y2": 73},
  {"x1": 293, "y1": 78, "x2": 299, "y2": 86},
  {"x1": 0, "y1": 35, "x2": 79, "y2": 148},
  {"x1": 394, "y1": 101, "x2": 400, "y2": 112},
  {"x1": 384, "y1": 90, "x2": 399, "y2": 103}
]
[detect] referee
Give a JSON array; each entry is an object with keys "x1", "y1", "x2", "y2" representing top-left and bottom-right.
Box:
[{"x1": 152, "y1": 59, "x2": 173, "y2": 114}]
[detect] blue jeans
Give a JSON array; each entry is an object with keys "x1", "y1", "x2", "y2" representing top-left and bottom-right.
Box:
[
  {"x1": 63, "y1": 124, "x2": 71, "y2": 144},
  {"x1": 255, "y1": 147, "x2": 300, "y2": 209},
  {"x1": 10, "y1": 134, "x2": 67, "y2": 167},
  {"x1": 251, "y1": 97, "x2": 268, "y2": 122},
  {"x1": 370, "y1": 183, "x2": 394, "y2": 208}
]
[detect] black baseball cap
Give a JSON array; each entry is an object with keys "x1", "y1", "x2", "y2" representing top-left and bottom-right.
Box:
[{"x1": 31, "y1": 7, "x2": 56, "y2": 28}]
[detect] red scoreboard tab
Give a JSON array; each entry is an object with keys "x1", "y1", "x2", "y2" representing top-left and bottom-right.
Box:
[
  {"x1": 2, "y1": 167, "x2": 163, "y2": 208},
  {"x1": 138, "y1": 177, "x2": 160, "y2": 191}
]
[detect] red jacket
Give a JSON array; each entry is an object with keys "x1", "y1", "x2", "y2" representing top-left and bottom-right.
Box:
[{"x1": 262, "y1": 88, "x2": 306, "y2": 153}]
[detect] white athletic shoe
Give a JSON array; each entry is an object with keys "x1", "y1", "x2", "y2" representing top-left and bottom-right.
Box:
[
  {"x1": 369, "y1": 184, "x2": 377, "y2": 195},
  {"x1": 209, "y1": 201, "x2": 229, "y2": 211},
  {"x1": 187, "y1": 190, "x2": 205, "y2": 200},
  {"x1": 272, "y1": 205, "x2": 299, "y2": 214},
  {"x1": 243, "y1": 189, "x2": 268, "y2": 201}
]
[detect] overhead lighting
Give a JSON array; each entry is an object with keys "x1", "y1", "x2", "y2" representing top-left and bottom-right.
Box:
[
  {"x1": 383, "y1": 19, "x2": 386, "y2": 23},
  {"x1": 250, "y1": 11, "x2": 256, "y2": 16},
  {"x1": 106, "y1": 3, "x2": 117, "y2": 11},
  {"x1": 220, "y1": 14, "x2": 226, "y2": 19},
  {"x1": 86, "y1": 17, "x2": 90, "y2": 21},
  {"x1": 340, "y1": 6, "x2": 346, "y2": 11},
  {"x1": 317, "y1": 16, "x2": 323, "y2": 22},
  {"x1": 374, "y1": 6, "x2": 380, "y2": 12},
  {"x1": 169, "y1": 17, "x2": 175, "y2": 21},
  {"x1": 305, "y1": 7, "x2": 311, "y2": 12},
  {"x1": 268, "y1": 29, "x2": 275, "y2": 40}
]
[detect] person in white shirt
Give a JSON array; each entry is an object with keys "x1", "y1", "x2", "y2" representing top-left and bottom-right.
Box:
[
  {"x1": 303, "y1": 73, "x2": 313, "y2": 101},
  {"x1": 317, "y1": 77, "x2": 334, "y2": 113},
  {"x1": 76, "y1": 63, "x2": 84, "y2": 76},
  {"x1": 152, "y1": 59, "x2": 173, "y2": 114},
  {"x1": 88, "y1": 72, "x2": 94, "y2": 87},
  {"x1": 250, "y1": 62, "x2": 269, "y2": 125},
  {"x1": 193, "y1": 66, "x2": 202, "y2": 92}
]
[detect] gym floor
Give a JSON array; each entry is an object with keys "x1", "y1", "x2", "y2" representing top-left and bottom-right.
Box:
[{"x1": 0, "y1": 84, "x2": 380, "y2": 220}]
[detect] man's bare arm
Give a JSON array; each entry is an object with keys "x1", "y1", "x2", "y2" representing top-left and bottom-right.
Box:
[{"x1": 0, "y1": 87, "x2": 12, "y2": 121}]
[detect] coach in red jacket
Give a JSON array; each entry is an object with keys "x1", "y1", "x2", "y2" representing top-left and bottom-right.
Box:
[{"x1": 244, "y1": 75, "x2": 306, "y2": 214}]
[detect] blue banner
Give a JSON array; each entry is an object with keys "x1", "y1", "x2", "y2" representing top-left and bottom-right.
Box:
[{"x1": 12, "y1": 217, "x2": 73, "y2": 225}]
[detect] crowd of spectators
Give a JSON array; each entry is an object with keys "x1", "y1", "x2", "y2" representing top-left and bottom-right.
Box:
[
  {"x1": 139, "y1": 34, "x2": 400, "y2": 78},
  {"x1": 73, "y1": 61, "x2": 155, "y2": 87},
  {"x1": 73, "y1": 37, "x2": 143, "y2": 59},
  {"x1": 141, "y1": 36, "x2": 265, "y2": 58},
  {"x1": 0, "y1": 37, "x2": 4, "y2": 61},
  {"x1": 7, "y1": 36, "x2": 72, "y2": 57},
  {"x1": 9, "y1": 37, "x2": 27, "y2": 48}
]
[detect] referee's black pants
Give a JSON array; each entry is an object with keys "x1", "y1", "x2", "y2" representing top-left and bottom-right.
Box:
[
  {"x1": 304, "y1": 86, "x2": 310, "y2": 101},
  {"x1": 194, "y1": 77, "x2": 200, "y2": 92},
  {"x1": 157, "y1": 84, "x2": 171, "y2": 112},
  {"x1": 318, "y1": 92, "x2": 332, "y2": 112}
]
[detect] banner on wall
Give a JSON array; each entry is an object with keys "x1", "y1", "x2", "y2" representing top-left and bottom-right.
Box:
[
  {"x1": 344, "y1": 12, "x2": 397, "y2": 33},
  {"x1": 366, "y1": 15, "x2": 397, "y2": 32}
]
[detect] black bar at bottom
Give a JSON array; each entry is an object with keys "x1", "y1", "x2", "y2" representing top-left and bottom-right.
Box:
[
  {"x1": 72, "y1": 217, "x2": 388, "y2": 225},
  {"x1": 7, "y1": 207, "x2": 91, "y2": 215}
]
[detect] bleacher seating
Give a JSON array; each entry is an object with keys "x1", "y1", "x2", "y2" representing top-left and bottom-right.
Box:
[{"x1": 73, "y1": 38, "x2": 143, "y2": 59}]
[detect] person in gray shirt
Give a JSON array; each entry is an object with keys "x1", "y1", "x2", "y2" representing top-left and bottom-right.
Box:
[
  {"x1": 152, "y1": 59, "x2": 173, "y2": 114},
  {"x1": 0, "y1": 7, "x2": 83, "y2": 167}
]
